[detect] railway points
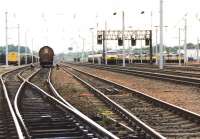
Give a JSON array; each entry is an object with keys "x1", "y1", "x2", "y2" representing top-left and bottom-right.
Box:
[
  {"x1": 1, "y1": 40, "x2": 200, "y2": 139},
  {"x1": 3, "y1": 0, "x2": 200, "y2": 138},
  {"x1": 16, "y1": 69, "x2": 117, "y2": 139},
  {"x1": 51, "y1": 68, "x2": 151, "y2": 138},
  {"x1": 27, "y1": 66, "x2": 151, "y2": 138},
  {"x1": 0, "y1": 66, "x2": 32, "y2": 139},
  {"x1": 1, "y1": 44, "x2": 200, "y2": 138}
]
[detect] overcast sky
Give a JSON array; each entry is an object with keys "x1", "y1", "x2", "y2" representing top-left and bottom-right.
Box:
[{"x1": 1, "y1": 0, "x2": 200, "y2": 54}]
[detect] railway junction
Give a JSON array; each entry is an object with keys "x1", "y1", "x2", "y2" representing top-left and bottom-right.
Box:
[
  {"x1": 1, "y1": 54, "x2": 200, "y2": 138},
  {"x1": 2, "y1": 0, "x2": 200, "y2": 138}
]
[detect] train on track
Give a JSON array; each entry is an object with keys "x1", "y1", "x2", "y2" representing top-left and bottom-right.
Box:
[
  {"x1": 39, "y1": 46, "x2": 54, "y2": 67},
  {"x1": 88, "y1": 53, "x2": 185, "y2": 64},
  {"x1": 0, "y1": 52, "x2": 38, "y2": 65}
]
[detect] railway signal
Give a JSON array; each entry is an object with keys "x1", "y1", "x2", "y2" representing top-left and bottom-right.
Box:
[
  {"x1": 97, "y1": 30, "x2": 153, "y2": 64},
  {"x1": 118, "y1": 37, "x2": 123, "y2": 46},
  {"x1": 145, "y1": 38, "x2": 150, "y2": 46},
  {"x1": 131, "y1": 37, "x2": 136, "y2": 46},
  {"x1": 97, "y1": 34, "x2": 103, "y2": 44},
  {"x1": 68, "y1": 47, "x2": 73, "y2": 51}
]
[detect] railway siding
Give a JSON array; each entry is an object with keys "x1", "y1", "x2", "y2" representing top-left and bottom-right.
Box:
[
  {"x1": 69, "y1": 63, "x2": 200, "y2": 114},
  {"x1": 60, "y1": 65, "x2": 166, "y2": 139},
  {"x1": 51, "y1": 68, "x2": 142, "y2": 139},
  {"x1": 72, "y1": 63, "x2": 200, "y2": 86},
  {"x1": 62, "y1": 64, "x2": 200, "y2": 139}
]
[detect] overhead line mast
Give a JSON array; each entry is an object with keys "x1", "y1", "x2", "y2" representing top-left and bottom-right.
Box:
[
  {"x1": 159, "y1": 0, "x2": 164, "y2": 70},
  {"x1": 5, "y1": 11, "x2": 8, "y2": 66}
]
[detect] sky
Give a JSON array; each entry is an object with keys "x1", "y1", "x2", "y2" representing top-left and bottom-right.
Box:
[{"x1": 1, "y1": 0, "x2": 200, "y2": 54}]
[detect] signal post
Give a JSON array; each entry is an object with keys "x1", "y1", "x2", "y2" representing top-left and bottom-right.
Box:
[{"x1": 97, "y1": 30, "x2": 153, "y2": 64}]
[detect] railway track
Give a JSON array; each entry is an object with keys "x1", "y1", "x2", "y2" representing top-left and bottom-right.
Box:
[
  {"x1": 0, "y1": 75, "x2": 19, "y2": 138},
  {"x1": 60, "y1": 65, "x2": 166, "y2": 139},
  {"x1": 31, "y1": 68, "x2": 143, "y2": 138},
  {"x1": 50, "y1": 68, "x2": 151, "y2": 138},
  {"x1": 123, "y1": 63, "x2": 200, "y2": 72},
  {"x1": 119, "y1": 63, "x2": 200, "y2": 75},
  {"x1": 114, "y1": 64, "x2": 200, "y2": 77},
  {"x1": 69, "y1": 63, "x2": 200, "y2": 86},
  {"x1": 0, "y1": 66, "x2": 31, "y2": 139},
  {"x1": 29, "y1": 68, "x2": 50, "y2": 91},
  {"x1": 3, "y1": 68, "x2": 26, "y2": 102},
  {"x1": 15, "y1": 68, "x2": 118, "y2": 139},
  {"x1": 20, "y1": 66, "x2": 38, "y2": 79},
  {"x1": 61, "y1": 64, "x2": 200, "y2": 139},
  {"x1": 77, "y1": 62, "x2": 200, "y2": 77}
]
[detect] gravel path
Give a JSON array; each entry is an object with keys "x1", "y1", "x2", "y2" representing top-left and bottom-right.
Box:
[{"x1": 71, "y1": 65, "x2": 200, "y2": 115}]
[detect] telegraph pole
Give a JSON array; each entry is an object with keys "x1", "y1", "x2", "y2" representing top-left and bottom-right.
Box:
[
  {"x1": 112, "y1": 11, "x2": 125, "y2": 66},
  {"x1": 5, "y1": 12, "x2": 8, "y2": 66},
  {"x1": 184, "y1": 15, "x2": 187, "y2": 65},
  {"x1": 178, "y1": 28, "x2": 181, "y2": 66},
  {"x1": 82, "y1": 39, "x2": 85, "y2": 63},
  {"x1": 79, "y1": 37, "x2": 85, "y2": 63},
  {"x1": 105, "y1": 21, "x2": 108, "y2": 65},
  {"x1": 18, "y1": 24, "x2": 20, "y2": 66},
  {"x1": 154, "y1": 26, "x2": 158, "y2": 65},
  {"x1": 150, "y1": 11, "x2": 153, "y2": 57},
  {"x1": 140, "y1": 40, "x2": 143, "y2": 63},
  {"x1": 128, "y1": 26, "x2": 132, "y2": 64},
  {"x1": 197, "y1": 38, "x2": 199, "y2": 63},
  {"x1": 159, "y1": 0, "x2": 164, "y2": 69},
  {"x1": 31, "y1": 38, "x2": 34, "y2": 64},
  {"x1": 128, "y1": 39, "x2": 131, "y2": 63},
  {"x1": 25, "y1": 32, "x2": 27, "y2": 64},
  {"x1": 122, "y1": 11, "x2": 125, "y2": 67},
  {"x1": 89, "y1": 28, "x2": 95, "y2": 64}
]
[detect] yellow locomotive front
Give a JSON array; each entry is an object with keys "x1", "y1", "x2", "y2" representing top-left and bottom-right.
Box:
[{"x1": 8, "y1": 52, "x2": 18, "y2": 65}]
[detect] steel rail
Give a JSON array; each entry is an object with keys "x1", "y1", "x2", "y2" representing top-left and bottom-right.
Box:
[
  {"x1": 63, "y1": 63, "x2": 200, "y2": 124},
  {"x1": 63, "y1": 64, "x2": 200, "y2": 122},
  {"x1": 85, "y1": 62, "x2": 200, "y2": 71},
  {"x1": 47, "y1": 69, "x2": 123, "y2": 138},
  {"x1": 0, "y1": 78, "x2": 24, "y2": 139},
  {"x1": 61, "y1": 64, "x2": 166, "y2": 139},
  {"x1": 104, "y1": 64, "x2": 200, "y2": 77},
  {"x1": 123, "y1": 63, "x2": 200, "y2": 71},
  {"x1": 0, "y1": 66, "x2": 30, "y2": 139},
  {"x1": 27, "y1": 81, "x2": 119, "y2": 139},
  {"x1": 71, "y1": 63, "x2": 200, "y2": 86},
  {"x1": 47, "y1": 68, "x2": 77, "y2": 109},
  {"x1": 48, "y1": 68, "x2": 137, "y2": 135},
  {"x1": 20, "y1": 68, "x2": 119, "y2": 139},
  {"x1": 14, "y1": 69, "x2": 41, "y2": 138},
  {"x1": 98, "y1": 64, "x2": 200, "y2": 77}
]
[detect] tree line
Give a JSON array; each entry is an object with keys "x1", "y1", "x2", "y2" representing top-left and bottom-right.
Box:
[{"x1": 0, "y1": 44, "x2": 31, "y2": 54}]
